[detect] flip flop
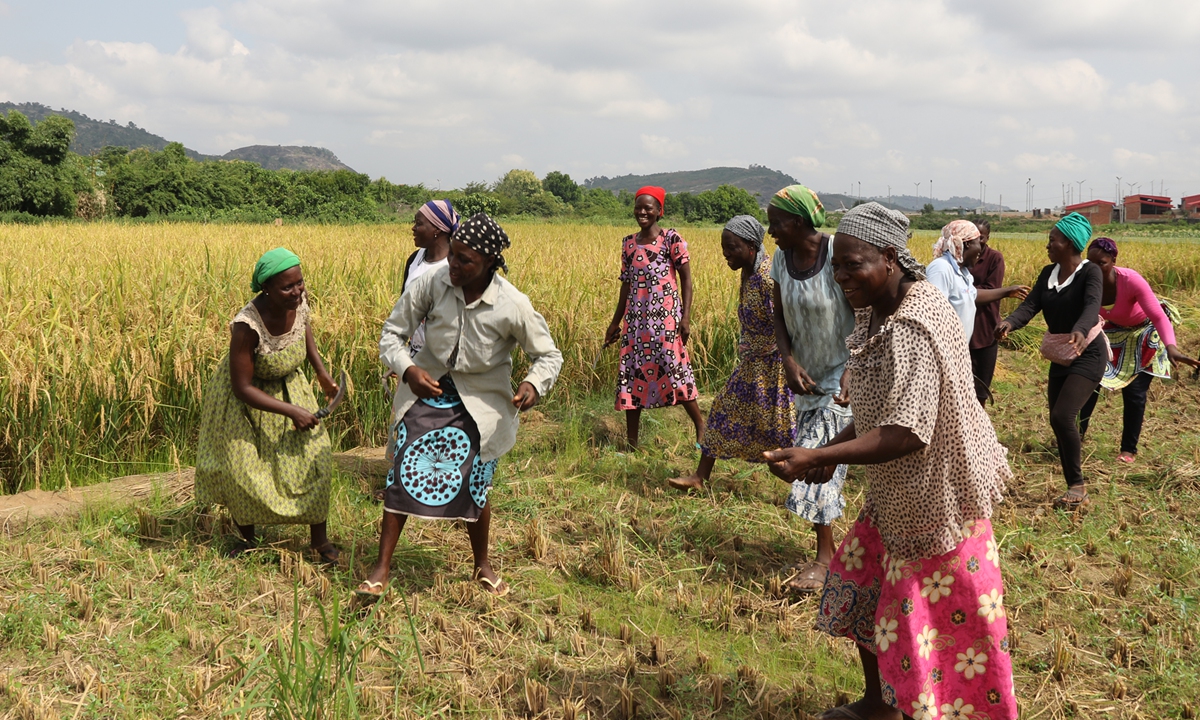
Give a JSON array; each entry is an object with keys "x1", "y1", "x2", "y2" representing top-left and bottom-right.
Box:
[
  {"x1": 1117, "y1": 452, "x2": 1136, "y2": 464},
  {"x1": 355, "y1": 580, "x2": 386, "y2": 601},
  {"x1": 312, "y1": 542, "x2": 340, "y2": 566},
  {"x1": 1053, "y1": 487, "x2": 1090, "y2": 512},
  {"x1": 783, "y1": 561, "x2": 829, "y2": 595},
  {"x1": 473, "y1": 570, "x2": 510, "y2": 597}
]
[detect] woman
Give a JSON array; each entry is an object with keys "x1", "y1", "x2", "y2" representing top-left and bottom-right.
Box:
[
  {"x1": 668, "y1": 215, "x2": 796, "y2": 491},
  {"x1": 767, "y1": 184, "x2": 857, "y2": 594},
  {"x1": 362, "y1": 213, "x2": 563, "y2": 598},
  {"x1": 1078, "y1": 237, "x2": 1199, "y2": 462},
  {"x1": 604, "y1": 186, "x2": 704, "y2": 449},
  {"x1": 969, "y1": 220, "x2": 1030, "y2": 405},
  {"x1": 765, "y1": 202, "x2": 1017, "y2": 720},
  {"x1": 996, "y1": 212, "x2": 1103, "y2": 510},
  {"x1": 926, "y1": 221, "x2": 1029, "y2": 342},
  {"x1": 196, "y1": 247, "x2": 342, "y2": 561},
  {"x1": 401, "y1": 200, "x2": 460, "y2": 356}
]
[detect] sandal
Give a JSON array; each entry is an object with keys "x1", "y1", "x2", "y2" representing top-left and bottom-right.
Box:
[
  {"x1": 227, "y1": 541, "x2": 255, "y2": 559},
  {"x1": 473, "y1": 569, "x2": 510, "y2": 597},
  {"x1": 355, "y1": 580, "x2": 386, "y2": 601},
  {"x1": 1053, "y1": 485, "x2": 1090, "y2": 511},
  {"x1": 312, "y1": 542, "x2": 340, "y2": 566},
  {"x1": 1117, "y1": 452, "x2": 1136, "y2": 464},
  {"x1": 783, "y1": 561, "x2": 829, "y2": 595}
]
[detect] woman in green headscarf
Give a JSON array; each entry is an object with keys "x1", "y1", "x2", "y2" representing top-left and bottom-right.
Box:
[
  {"x1": 996, "y1": 212, "x2": 1105, "y2": 511},
  {"x1": 196, "y1": 247, "x2": 343, "y2": 560}
]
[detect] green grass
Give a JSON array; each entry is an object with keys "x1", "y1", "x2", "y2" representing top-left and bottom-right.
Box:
[{"x1": 3, "y1": 337, "x2": 1200, "y2": 718}]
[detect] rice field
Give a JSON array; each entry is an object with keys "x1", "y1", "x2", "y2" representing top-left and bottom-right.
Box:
[{"x1": 0, "y1": 221, "x2": 1199, "y2": 718}]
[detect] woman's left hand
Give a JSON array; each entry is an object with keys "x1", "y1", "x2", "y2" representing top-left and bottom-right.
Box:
[
  {"x1": 679, "y1": 317, "x2": 691, "y2": 345},
  {"x1": 763, "y1": 447, "x2": 820, "y2": 482},
  {"x1": 319, "y1": 375, "x2": 340, "y2": 402},
  {"x1": 1067, "y1": 330, "x2": 1088, "y2": 354},
  {"x1": 513, "y1": 382, "x2": 540, "y2": 410},
  {"x1": 1166, "y1": 344, "x2": 1200, "y2": 369}
]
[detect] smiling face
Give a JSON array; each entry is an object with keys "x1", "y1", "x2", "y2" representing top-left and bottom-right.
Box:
[
  {"x1": 831, "y1": 233, "x2": 894, "y2": 310},
  {"x1": 766, "y1": 205, "x2": 807, "y2": 250},
  {"x1": 412, "y1": 211, "x2": 442, "y2": 249},
  {"x1": 448, "y1": 240, "x2": 491, "y2": 287},
  {"x1": 634, "y1": 195, "x2": 662, "y2": 229},
  {"x1": 720, "y1": 230, "x2": 758, "y2": 271},
  {"x1": 263, "y1": 266, "x2": 305, "y2": 310},
  {"x1": 1046, "y1": 228, "x2": 1078, "y2": 265}
]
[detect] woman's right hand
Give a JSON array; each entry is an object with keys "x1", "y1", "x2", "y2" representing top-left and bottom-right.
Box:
[
  {"x1": 1005, "y1": 285, "x2": 1031, "y2": 300},
  {"x1": 783, "y1": 357, "x2": 816, "y2": 395},
  {"x1": 289, "y1": 407, "x2": 320, "y2": 431},
  {"x1": 403, "y1": 366, "x2": 443, "y2": 399},
  {"x1": 994, "y1": 321, "x2": 1012, "y2": 342},
  {"x1": 604, "y1": 321, "x2": 622, "y2": 347}
]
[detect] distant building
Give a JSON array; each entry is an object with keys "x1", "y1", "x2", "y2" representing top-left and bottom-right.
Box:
[
  {"x1": 1063, "y1": 199, "x2": 1116, "y2": 226},
  {"x1": 1123, "y1": 194, "x2": 1173, "y2": 223},
  {"x1": 1182, "y1": 194, "x2": 1200, "y2": 221}
]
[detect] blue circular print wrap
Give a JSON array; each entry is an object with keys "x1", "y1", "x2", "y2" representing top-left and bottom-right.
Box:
[
  {"x1": 398, "y1": 427, "x2": 471, "y2": 506},
  {"x1": 468, "y1": 457, "x2": 498, "y2": 508}
]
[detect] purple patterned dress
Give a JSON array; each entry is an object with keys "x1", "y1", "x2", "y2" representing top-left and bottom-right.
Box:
[
  {"x1": 615, "y1": 229, "x2": 699, "y2": 410},
  {"x1": 702, "y1": 255, "x2": 797, "y2": 459}
]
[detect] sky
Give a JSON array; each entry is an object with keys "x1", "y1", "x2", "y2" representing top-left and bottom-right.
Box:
[{"x1": 2, "y1": 0, "x2": 1198, "y2": 208}]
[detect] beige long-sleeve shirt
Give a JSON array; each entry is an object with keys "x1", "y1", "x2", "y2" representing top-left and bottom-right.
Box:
[{"x1": 380, "y1": 266, "x2": 563, "y2": 461}]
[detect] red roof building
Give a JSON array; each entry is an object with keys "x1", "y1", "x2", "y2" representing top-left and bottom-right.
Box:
[
  {"x1": 1123, "y1": 194, "x2": 1173, "y2": 223},
  {"x1": 1063, "y1": 199, "x2": 1116, "y2": 226},
  {"x1": 1182, "y1": 194, "x2": 1200, "y2": 219}
]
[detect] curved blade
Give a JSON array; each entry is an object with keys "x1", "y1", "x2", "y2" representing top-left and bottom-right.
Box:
[{"x1": 315, "y1": 370, "x2": 348, "y2": 419}]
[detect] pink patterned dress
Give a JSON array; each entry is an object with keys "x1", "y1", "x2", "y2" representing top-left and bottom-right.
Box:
[{"x1": 615, "y1": 229, "x2": 699, "y2": 410}]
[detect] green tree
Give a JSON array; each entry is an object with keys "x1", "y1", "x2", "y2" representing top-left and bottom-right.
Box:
[
  {"x1": 542, "y1": 171, "x2": 581, "y2": 204},
  {"x1": 493, "y1": 169, "x2": 542, "y2": 199},
  {"x1": 0, "y1": 110, "x2": 86, "y2": 216}
]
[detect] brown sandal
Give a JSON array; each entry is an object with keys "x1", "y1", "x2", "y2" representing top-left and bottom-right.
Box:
[
  {"x1": 1053, "y1": 485, "x2": 1090, "y2": 511},
  {"x1": 783, "y1": 561, "x2": 829, "y2": 595}
]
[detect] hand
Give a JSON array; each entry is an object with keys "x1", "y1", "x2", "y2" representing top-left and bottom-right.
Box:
[
  {"x1": 763, "y1": 447, "x2": 820, "y2": 482},
  {"x1": 834, "y1": 368, "x2": 851, "y2": 406},
  {"x1": 804, "y1": 464, "x2": 837, "y2": 485},
  {"x1": 512, "y1": 382, "x2": 540, "y2": 410},
  {"x1": 994, "y1": 321, "x2": 1012, "y2": 343},
  {"x1": 402, "y1": 366, "x2": 442, "y2": 399},
  {"x1": 289, "y1": 406, "x2": 320, "y2": 431},
  {"x1": 604, "y1": 321, "x2": 622, "y2": 347},
  {"x1": 1005, "y1": 285, "x2": 1031, "y2": 300},
  {"x1": 1166, "y1": 344, "x2": 1200, "y2": 370},
  {"x1": 783, "y1": 358, "x2": 817, "y2": 395},
  {"x1": 680, "y1": 317, "x2": 691, "y2": 345},
  {"x1": 320, "y1": 375, "x2": 340, "y2": 403},
  {"x1": 1067, "y1": 330, "x2": 1087, "y2": 354}
]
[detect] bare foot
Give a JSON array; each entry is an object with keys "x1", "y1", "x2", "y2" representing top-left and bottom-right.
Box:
[
  {"x1": 667, "y1": 474, "x2": 705, "y2": 491},
  {"x1": 1117, "y1": 451, "x2": 1136, "y2": 464},
  {"x1": 783, "y1": 561, "x2": 828, "y2": 595}
]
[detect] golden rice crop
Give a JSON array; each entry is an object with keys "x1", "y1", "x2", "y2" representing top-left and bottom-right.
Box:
[{"x1": 0, "y1": 221, "x2": 1197, "y2": 492}]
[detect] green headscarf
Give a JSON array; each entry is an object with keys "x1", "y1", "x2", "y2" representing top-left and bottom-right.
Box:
[
  {"x1": 251, "y1": 247, "x2": 301, "y2": 292},
  {"x1": 1054, "y1": 212, "x2": 1092, "y2": 252},
  {"x1": 769, "y1": 184, "x2": 826, "y2": 228}
]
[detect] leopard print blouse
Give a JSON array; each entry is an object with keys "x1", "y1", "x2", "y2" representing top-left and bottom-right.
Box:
[{"x1": 845, "y1": 281, "x2": 1011, "y2": 561}]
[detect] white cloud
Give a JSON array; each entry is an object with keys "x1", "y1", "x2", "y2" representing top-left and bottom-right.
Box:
[
  {"x1": 1112, "y1": 148, "x2": 1159, "y2": 168},
  {"x1": 1013, "y1": 152, "x2": 1084, "y2": 172},
  {"x1": 790, "y1": 156, "x2": 821, "y2": 171},
  {"x1": 1034, "y1": 126, "x2": 1076, "y2": 144},
  {"x1": 1112, "y1": 81, "x2": 1185, "y2": 114},
  {"x1": 640, "y1": 134, "x2": 688, "y2": 160}
]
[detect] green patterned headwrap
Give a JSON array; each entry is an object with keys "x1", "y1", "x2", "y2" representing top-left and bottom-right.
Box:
[
  {"x1": 1054, "y1": 212, "x2": 1093, "y2": 252},
  {"x1": 769, "y1": 184, "x2": 826, "y2": 228},
  {"x1": 251, "y1": 247, "x2": 301, "y2": 292}
]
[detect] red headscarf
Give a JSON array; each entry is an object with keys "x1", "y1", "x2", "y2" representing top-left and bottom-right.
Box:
[{"x1": 634, "y1": 185, "x2": 666, "y2": 218}]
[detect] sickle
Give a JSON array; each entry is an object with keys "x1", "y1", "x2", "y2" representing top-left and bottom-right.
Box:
[{"x1": 315, "y1": 370, "x2": 348, "y2": 419}]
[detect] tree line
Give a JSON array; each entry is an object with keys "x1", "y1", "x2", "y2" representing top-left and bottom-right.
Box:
[{"x1": 1, "y1": 110, "x2": 763, "y2": 225}]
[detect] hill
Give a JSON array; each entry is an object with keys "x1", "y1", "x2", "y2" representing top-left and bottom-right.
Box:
[
  {"x1": 584, "y1": 165, "x2": 800, "y2": 204},
  {"x1": 221, "y1": 144, "x2": 353, "y2": 171},
  {"x1": 0, "y1": 101, "x2": 354, "y2": 172}
]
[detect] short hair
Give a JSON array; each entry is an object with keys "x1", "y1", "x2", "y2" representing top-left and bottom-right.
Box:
[{"x1": 974, "y1": 219, "x2": 991, "y2": 233}]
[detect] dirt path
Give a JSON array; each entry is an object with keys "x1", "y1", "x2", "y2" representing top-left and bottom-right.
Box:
[{"x1": 0, "y1": 448, "x2": 389, "y2": 534}]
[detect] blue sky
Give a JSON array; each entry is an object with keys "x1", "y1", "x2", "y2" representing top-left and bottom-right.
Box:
[{"x1": 3, "y1": 0, "x2": 1198, "y2": 207}]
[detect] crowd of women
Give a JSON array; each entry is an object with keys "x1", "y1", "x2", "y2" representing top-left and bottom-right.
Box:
[{"x1": 193, "y1": 185, "x2": 1196, "y2": 720}]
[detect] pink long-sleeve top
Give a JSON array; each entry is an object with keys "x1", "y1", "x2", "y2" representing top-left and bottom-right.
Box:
[{"x1": 1099, "y1": 266, "x2": 1176, "y2": 346}]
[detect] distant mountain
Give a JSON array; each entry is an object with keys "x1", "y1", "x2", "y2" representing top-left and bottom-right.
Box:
[
  {"x1": 870, "y1": 193, "x2": 1014, "y2": 213},
  {"x1": 222, "y1": 145, "x2": 353, "y2": 172},
  {"x1": 584, "y1": 165, "x2": 800, "y2": 204},
  {"x1": 0, "y1": 101, "x2": 354, "y2": 172}
]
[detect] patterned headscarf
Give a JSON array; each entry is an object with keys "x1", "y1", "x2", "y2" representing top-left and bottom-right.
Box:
[
  {"x1": 454, "y1": 213, "x2": 511, "y2": 272},
  {"x1": 724, "y1": 215, "x2": 766, "y2": 249},
  {"x1": 417, "y1": 199, "x2": 460, "y2": 235},
  {"x1": 251, "y1": 247, "x2": 301, "y2": 292},
  {"x1": 932, "y1": 219, "x2": 981, "y2": 264},
  {"x1": 1054, "y1": 212, "x2": 1093, "y2": 252},
  {"x1": 1089, "y1": 237, "x2": 1118, "y2": 258},
  {"x1": 769, "y1": 184, "x2": 826, "y2": 228},
  {"x1": 836, "y1": 202, "x2": 925, "y2": 280}
]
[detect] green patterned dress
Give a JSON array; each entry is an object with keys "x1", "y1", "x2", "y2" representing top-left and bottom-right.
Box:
[{"x1": 195, "y1": 299, "x2": 332, "y2": 526}]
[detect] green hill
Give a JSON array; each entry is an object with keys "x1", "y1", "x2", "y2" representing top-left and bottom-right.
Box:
[
  {"x1": 0, "y1": 102, "x2": 354, "y2": 172},
  {"x1": 584, "y1": 165, "x2": 801, "y2": 204}
]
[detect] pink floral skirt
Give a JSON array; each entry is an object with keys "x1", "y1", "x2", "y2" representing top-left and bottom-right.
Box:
[{"x1": 816, "y1": 514, "x2": 1018, "y2": 720}]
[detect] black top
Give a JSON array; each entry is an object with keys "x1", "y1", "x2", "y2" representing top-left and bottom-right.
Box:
[{"x1": 1004, "y1": 261, "x2": 1105, "y2": 380}]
